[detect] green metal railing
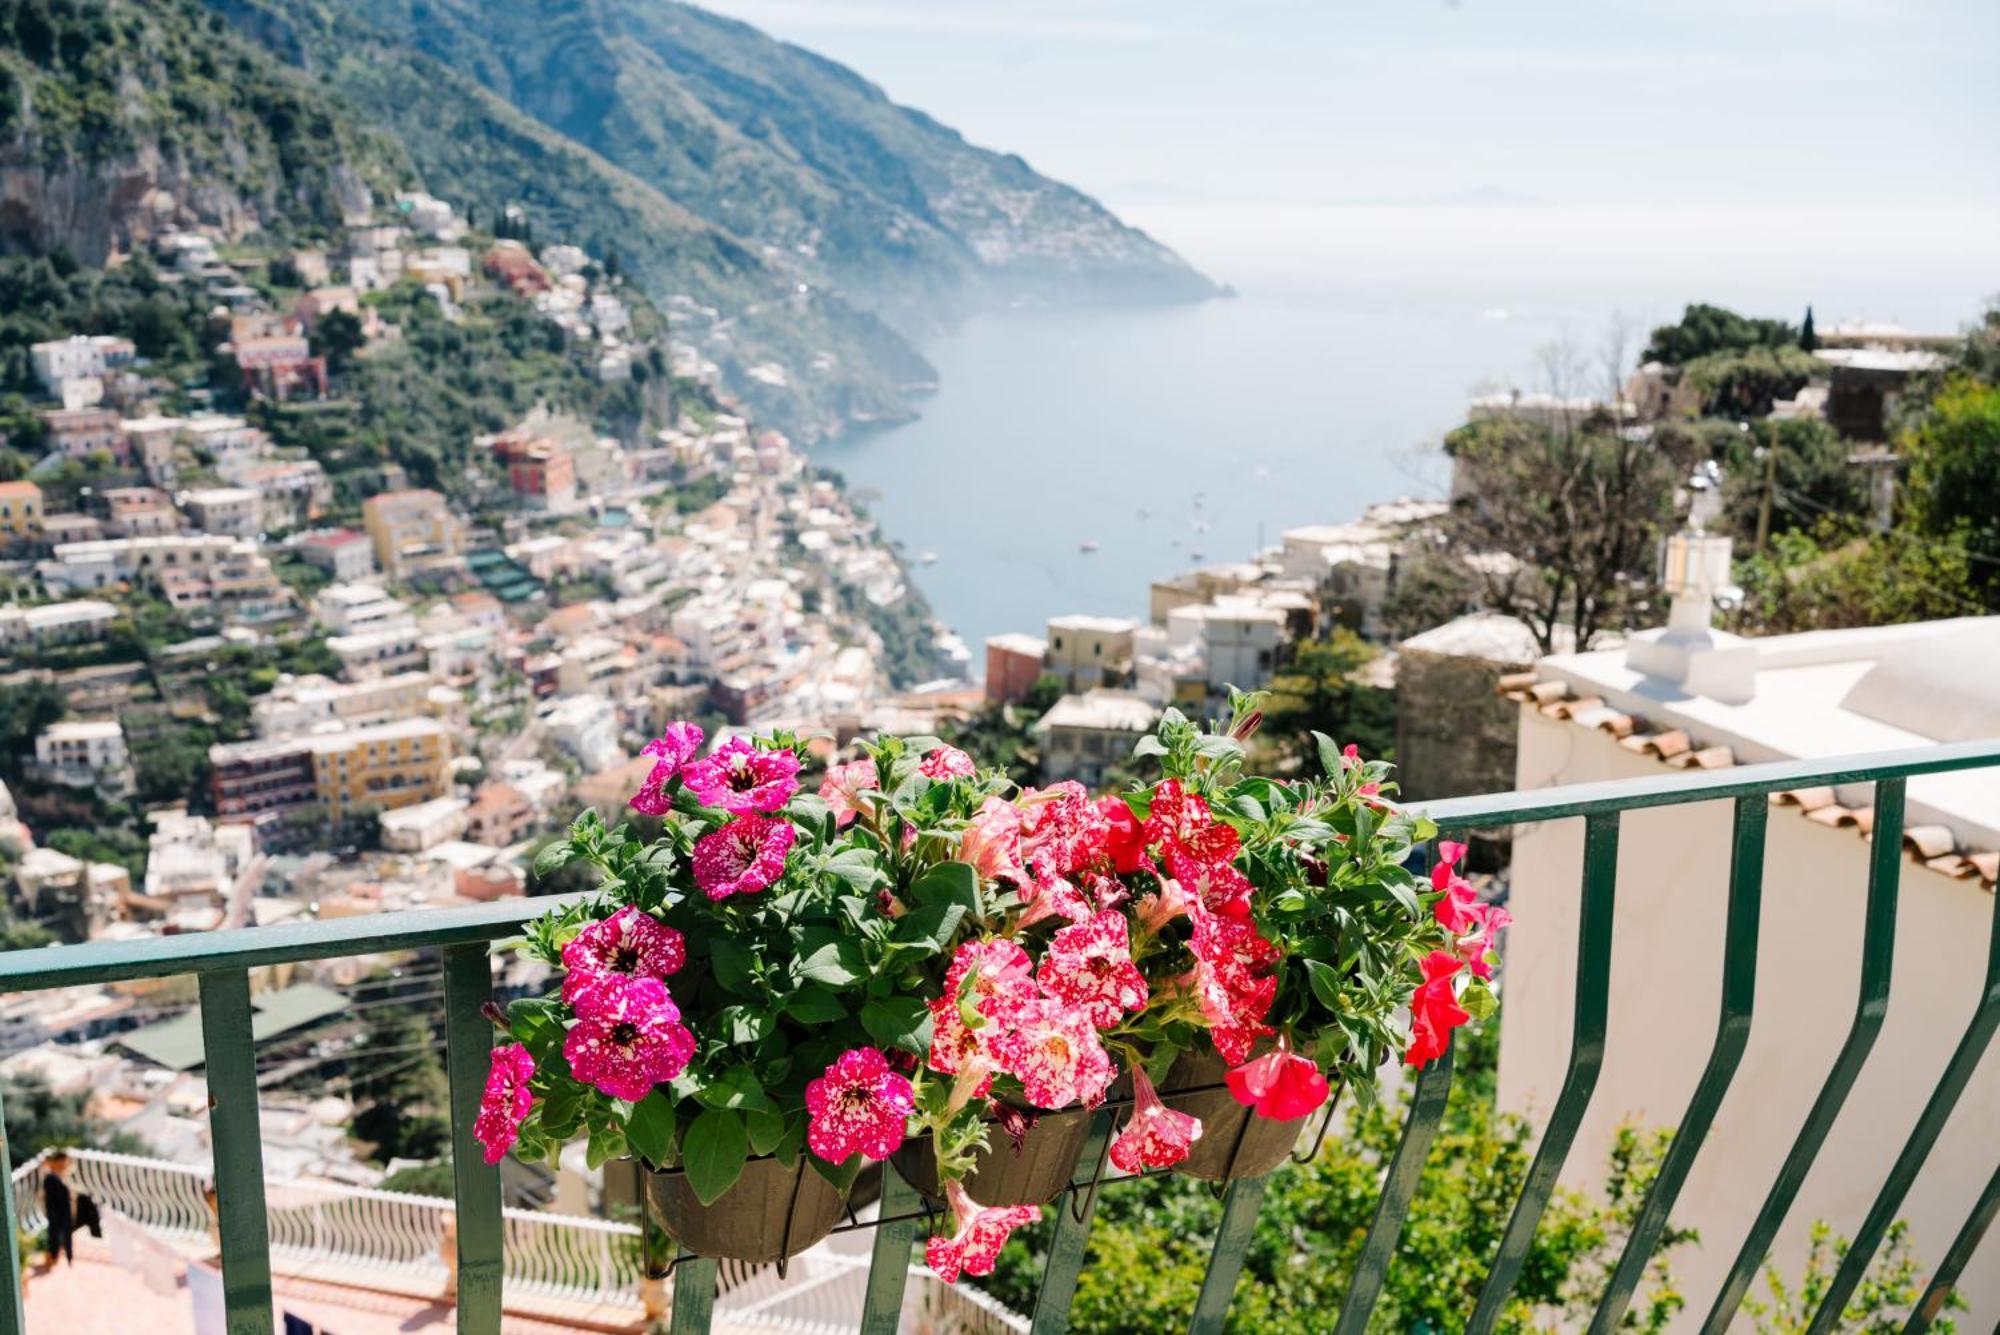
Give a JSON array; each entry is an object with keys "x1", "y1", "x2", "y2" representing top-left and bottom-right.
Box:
[{"x1": 0, "y1": 739, "x2": 1995, "y2": 1334}]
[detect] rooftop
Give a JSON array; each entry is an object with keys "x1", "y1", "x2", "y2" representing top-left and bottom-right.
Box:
[{"x1": 1033, "y1": 688, "x2": 1159, "y2": 734}]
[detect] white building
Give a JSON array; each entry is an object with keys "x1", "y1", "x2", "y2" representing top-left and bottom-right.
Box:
[
  {"x1": 377, "y1": 796, "x2": 470, "y2": 852},
  {"x1": 30, "y1": 335, "x2": 133, "y2": 402},
  {"x1": 293, "y1": 529, "x2": 376, "y2": 583},
  {"x1": 251, "y1": 671, "x2": 436, "y2": 739},
  {"x1": 0, "y1": 599, "x2": 117, "y2": 649},
  {"x1": 1031, "y1": 689, "x2": 1158, "y2": 790},
  {"x1": 179, "y1": 487, "x2": 263, "y2": 538},
  {"x1": 39, "y1": 533, "x2": 247, "y2": 594},
  {"x1": 34, "y1": 719, "x2": 133, "y2": 796},
  {"x1": 1498, "y1": 600, "x2": 2000, "y2": 1322},
  {"x1": 328, "y1": 625, "x2": 427, "y2": 681},
  {"x1": 313, "y1": 583, "x2": 411, "y2": 636},
  {"x1": 544, "y1": 694, "x2": 622, "y2": 774}
]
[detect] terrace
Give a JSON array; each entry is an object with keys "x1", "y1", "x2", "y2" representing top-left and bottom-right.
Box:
[{"x1": 0, "y1": 740, "x2": 1995, "y2": 1334}]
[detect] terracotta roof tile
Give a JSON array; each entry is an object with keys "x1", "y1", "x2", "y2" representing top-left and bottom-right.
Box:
[
  {"x1": 1925, "y1": 854, "x2": 1980, "y2": 879},
  {"x1": 1495, "y1": 670, "x2": 1539, "y2": 696},
  {"x1": 1903, "y1": 825, "x2": 1958, "y2": 860},
  {"x1": 1774, "y1": 786, "x2": 1839, "y2": 812},
  {"x1": 1805, "y1": 804, "x2": 1859, "y2": 828},
  {"x1": 1970, "y1": 852, "x2": 1999, "y2": 885},
  {"x1": 1528, "y1": 679, "x2": 1571, "y2": 704},
  {"x1": 1850, "y1": 806, "x2": 1876, "y2": 836},
  {"x1": 1667, "y1": 745, "x2": 1735, "y2": 770}
]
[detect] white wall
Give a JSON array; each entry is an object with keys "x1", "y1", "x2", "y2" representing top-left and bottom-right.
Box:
[{"x1": 1498, "y1": 709, "x2": 1998, "y2": 1326}]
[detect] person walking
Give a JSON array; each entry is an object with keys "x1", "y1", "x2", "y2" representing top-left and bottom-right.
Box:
[{"x1": 41, "y1": 1151, "x2": 75, "y2": 1267}]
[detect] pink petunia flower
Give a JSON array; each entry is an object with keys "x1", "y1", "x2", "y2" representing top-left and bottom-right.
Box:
[
  {"x1": 918, "y1": 745, "x2": 975, "y2": 780},
  {"x1": 627, "y1": 722, "x2": 705, "y2": 816},
  {"x1": 925, "y1": 1180, "x2": 1042, "y2": 1283},
  {"x1": 1108, "y1": 1066, "x2": 1201, "y2": 1173},
  {"x1": 1018, "y1": 782, "x2": 1112, "y2": 882},
  {"x1": 804, "y1": 1047, "x2": 915, "y2": 1163},
  {"x1": 957, "y1": 796, "x2": 1024, "y2": 883},
  {"x1": 682, "y1": 736, "x2": 802, "y2": 814},
  {"x1": 1430, "y1": 840, "x2": 1468, "y2": 890},
  {"x1": 1183, "y1": 903, "x2": 1281, "y2": 1064},
  {"x1": 563, "y1": 976, "x2": 695, "y2": 1103},
  {"x1": 1455, "y1": 903, "x2": 1512, "y2": 980},
  {"x1": 1036, "y1": 910, "x2": 1148, "y2": 1029},
  {"x1": 817, "y1": 756, "x2": 878, "y2": 828},
  {"x1": 692, "y1": 814, "x2": 796, "y2": 900},
  {"x1": 1097, "y1": 796, "x2": 1147, "y2": 874},
  {"x1": 1406, "y1": 950, "x2": 1470, "y2": 1067},
  {"x1": 560, "y1": 906, "x2": 686, "y2": 1006},
  {"x1": 1225, "y1": 1041, "x2": 1330, "y2": 1121},
  {"x1": 473, "y1": 1043, "x2": 536, "y2": 1165},
  {"x1": 986, "y1": 994, "x2": 1115, "y2": 1110},
  {"x1": 926, "y1": 939, "x2": 1038, "y2": 1099}
]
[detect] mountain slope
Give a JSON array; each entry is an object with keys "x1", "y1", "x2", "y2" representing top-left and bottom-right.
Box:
[
  {"x1": 229, "y1": 0, "x2": 1219, "y2": 333},
  {"x1": 0, "y1": 0, "x2": 399, "y2": 259}
]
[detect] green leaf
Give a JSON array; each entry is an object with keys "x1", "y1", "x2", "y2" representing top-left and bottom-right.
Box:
[
  {"x1": 710, "y1": 937, "x2": 756, "y2": 994},
  {"x1": 860, "y1": 996, "x2": 933, "y2": 1054},
  {"x1": 890, "y1": 900, "x2": 967, "y2": 953},
  {"x1": 909, "y1": 860, "x2": 980, "y2": 916},
  {"x1": 681, "y1": 1109, "x2": 749, "y2": 1206},
  {"x1": 823, "y1": 846, "x2": 884, "y2": 893},
  {"x1": 714, "y1": 1005, "x2": 776, "y2": 1046},
  {"x1": 506, "y1": 997, "x2": 567, "y2": 1063},
  {"x1": 1313, "y1": 731, "x2": 1344, "y2": 779},
  {"x1": 773, "y1": 1113, "x2": 806, "y2": 1169},
  {"x1": 807, "y1": 1149, "x2": 863, "y2": 1195},
  {"x1": 532, "y1": 839, "x2": 575, "y2": 878},
  {"x1": 745, "y1": 1108, "x2": 786, "y2": 1156},
  {"x1": 796, "y1": 936, "x2": 868, "y2": 988},
  {"x1": 1303, "y1": 958, "x2": 1344, "y2": 1011},
  {"x1": 625, "y1": 1091, "x2": 677, "y2": 1168},
  {"x1": 696, "y1": 1064, "x2": 774, "y2": 1112},
  {"x1": 784, "y1": 987, "x2": 849, "y2": 1024},
  {"x1": 1460, "y1": 978, "x2": 1498, "y2": 1021},
  {"x1": 585, "y1": 1119, "x2": 627, "y2": 1170}
]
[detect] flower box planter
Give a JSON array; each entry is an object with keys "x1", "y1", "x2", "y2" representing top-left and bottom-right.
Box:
[
  {"x1": 645, "y1": 1154, "x2": 848, "y2": 1264},
  {"x1": 1160, "y1": 1049, "x2": 1318, "y2": 1182},
  {"x1": 891, "y1": 1103, "x2": 1094, "y2": 1207}
]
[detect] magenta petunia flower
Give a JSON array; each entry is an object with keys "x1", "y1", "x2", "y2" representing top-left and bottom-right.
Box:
[
  {"x1": 682, "y1": 736, "x2": 801, "y2": 814},
  {"x1": 986, "y1": 994, "x2": 1115, "y2": 1110},
  {"x1": 926, "y1": 1180, "x2": 1042, "y2": 1283},
  {"x1": 918, "y1": 745, "x2": 975, "y2": 781},
  {"x1": 473, "y1": 1043, "x2": 536, "y2": 1165},
  {"x1": 563, "y1": 976, "x2": 695, "y2": 1103},
  {"x1": 691, "y1": 814, "x2": 796, "y2": 900},
  {"x1": 1036, "y1": 910, "x2": 1148, "y2": 1030},
  {"x1": 560, "y1": 906, "x2": 687, "y2": 1006},
  {"x1": 628, "y1": 722, "x2": 705, "y2": 816},
  {"x1": 817, "y1": 756, "x2": 878, "y2": 828},
  {"x1": 1108, "y1": 1065, "x2": 1202, "y2": 1173},
  {"x1": 804, "y1": 1047, "x2": 915, "y2": 1163}
]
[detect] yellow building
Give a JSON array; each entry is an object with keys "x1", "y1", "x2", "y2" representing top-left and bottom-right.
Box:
[
  {"x1": 361, "y1": 488, "x2": 457, "y2": 577},
  {"x1": 0, "y1": 480, "x2": 43, "y2": 541},
  {"x1": 307, "y1": 718, "x2": 454, "y2": 822}
]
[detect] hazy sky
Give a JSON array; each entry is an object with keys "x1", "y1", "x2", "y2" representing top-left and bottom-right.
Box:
[{"x1": 696, "y1": 0, "x2": 2000, "y2": 209}]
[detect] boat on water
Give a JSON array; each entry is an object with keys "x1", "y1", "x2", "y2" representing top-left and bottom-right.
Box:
[
  {"x1": 919, "y1": 551, "x2": 938, "y2": 565},
  {"x1": 1079, "y1": 539, "x2": 1100, "y2": 554},
  {"x1": 1190, "y1": 549, "x2": 1206, "y2": 561}
]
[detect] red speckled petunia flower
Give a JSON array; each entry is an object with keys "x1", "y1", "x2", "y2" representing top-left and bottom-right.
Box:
[
  {"x1": 627, "y1": 722, "x2": 705, "y2": 816},
  {"x1": 562, "y1": 976, "x2": 695, "y2": 1103},
  {"x1": 473, "y1": 1043, "x2": 536, "y2": 1164},
  {"x1": 918, "y1": 744, "x2": 975, "y2": 780},
  {"x1": 804, "y1": 1047, "x2": 915, "y2": 1163},
  {"x1": 925, "y1": 1180, "x2": 1041, "y2": 1283},
  {"x1": 1108, "y1": 1065, "x2": 1202, "y2": 1172},
  {"x1": 1036, "y1": 910, "x2": 1148, "y2": 1030},
  {"x1": 560, "y1": 906, "x2": 686, "y2": 1007},
  {"x1": 692, "y1": 814, "x2": 796, "y2": 900},
  {"x1": 682, "y1": 736, "x2": 801, "y2": 814}
]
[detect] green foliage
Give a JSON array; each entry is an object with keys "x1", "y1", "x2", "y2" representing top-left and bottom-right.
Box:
[
  {"x1": 310, "y1": 307, "x2": 368, "y2": 373},
  {"x1": 0, "y1": 680, "x2": 63, "y2": 781},
  {"x1": 1716, "y1": 417, "x2": 1872, "y2": 541},
  {"x1": 1901, "y1": 376, "x2": 2000, "y2": 599},
  {"x1": 941, "y1": 675, "x2": 1065, "y2": 788},
  {"x1": 349, "y1": 999, "x2": 452, "y2": 1164},
  {"x1": 1260, "y1": 632, "x2": 1395, "y2": 768},
  {"x1": 1642, "y1": 303, "x2": 1798, "y2": 366},
  {"x1": 378, "y1": 1158, "x2": 457, "y2": 1198},
  {"x1": 0, "y1": 253, "x2": 207, "y2": 398},
  {"x1": 0, "y1": 0, "x2": 401, "y2": 251},
  {"x1": 0, "y1": 1074, "x2": 151, "y2": 1156},
  {"x1": 1683, "y1": 344, "x2": 1822, "y2": 419},
  {"x1": 45, "y1": 825, "x2": 147, "y2": 879},
  {"x1": 982, "y1": 1023, "x2": 1689, "y2": 1333},
  {"x1": 1742, "y1": 1219, "x2": 1960, "y2": 1334},
  {"x1": 1735, "y1": 521, "x2": 1985, "y2": 634}
]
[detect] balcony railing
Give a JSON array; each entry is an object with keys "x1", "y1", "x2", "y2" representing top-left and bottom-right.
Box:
[{"x1": 0, "y1": 738, "x2": 1995, "y2": 1335}]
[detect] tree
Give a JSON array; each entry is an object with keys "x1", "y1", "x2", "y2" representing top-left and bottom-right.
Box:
[
  {"x1": 1439, "y1": 413, "x2": 1676, "y2": 654},
  {"x1": 1901, "y1": 377, "x2": 2000, "y2": 600},
  {"x1": 1682, "y1": 345, "x2": 1821, "y2": 418},
  {"x1": 349, "y1": 1004, "x2": 451, "y2": 1163},
  {"x1": 1260, "y1": 632, "x2": 1395, "y2": 766},
  {"x1": 1642, "y1": 303, "x2": 1797, "y2": 366},
  {"x1": 1735, "y1": 522, "x2": 1985, "y2": 634},
  {"x1": 1716, "y1": 417, "x2": 1870, "y2": 543},
  {"x1": 0, "y1": 681, "x2": 63, "y2": 780},
  {"x1": 1800, "y1": 306, "x2": 1818, "y2": 353},
  {"x1": 1, "y1": 1074, "x2": 151, "y2": 1157},
  {"x1": 311, "y1": 308, "x2": 367, "y2": 373}
]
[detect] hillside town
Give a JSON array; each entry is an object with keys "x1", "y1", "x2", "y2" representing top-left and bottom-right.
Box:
[{"x1": 0, "y1": 191, "x2": 989, "y2": 1192}]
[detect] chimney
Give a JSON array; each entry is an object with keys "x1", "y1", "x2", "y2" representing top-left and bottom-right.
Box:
[{"x1": 1626, "y1": 530, "x2": 1757, "y2": 703}]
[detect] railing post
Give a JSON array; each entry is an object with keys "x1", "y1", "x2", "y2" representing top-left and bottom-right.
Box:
[
  {"x1": 1591, "y1": 794, "x2": 1767, "y2": 1332},
  {"x1": 1466, "y1": 810, "x2": 1620, "y2": 1334},
  {"x1": 1902, "y1": 1159, "x2": 2000, "y2": 1335},
  {"x1": 858, "y1": 1161, "x2": 921, "y2": 1334},
  {"x1": 442, "y1": 942, "x2": 504, "y2": 1332},
  {"x1": 1702, "y1": 778, "x2": 1907, "y2": 1333},
  {"x1": 1030, "y1": 1109, "x2": 1115, "y2": 1335},
  {"x1": 668, "y1": 1255, "x2": 716, "y2": 1334},
  {"x1": 1187, "y1": 1174, "x2": 1269, "y2": 1335},
  {"x1": 1804, "y1": 870, "x2": 2000, "y2": 1334},
  {"x1": 0, "y1": 1083, "x2": 25, "y2": 1335},
  {"x1": 199, "y1": 968, "x2": 274, "y2": 1335},
  {"x1": 1332, "y1": 1034, "x2": 1456, "y2": 1334}
]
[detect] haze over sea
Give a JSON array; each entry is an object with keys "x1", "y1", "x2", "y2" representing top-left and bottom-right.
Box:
[{"x1": 820, "y1": 202, "x2": 2000, "y2": 663}]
